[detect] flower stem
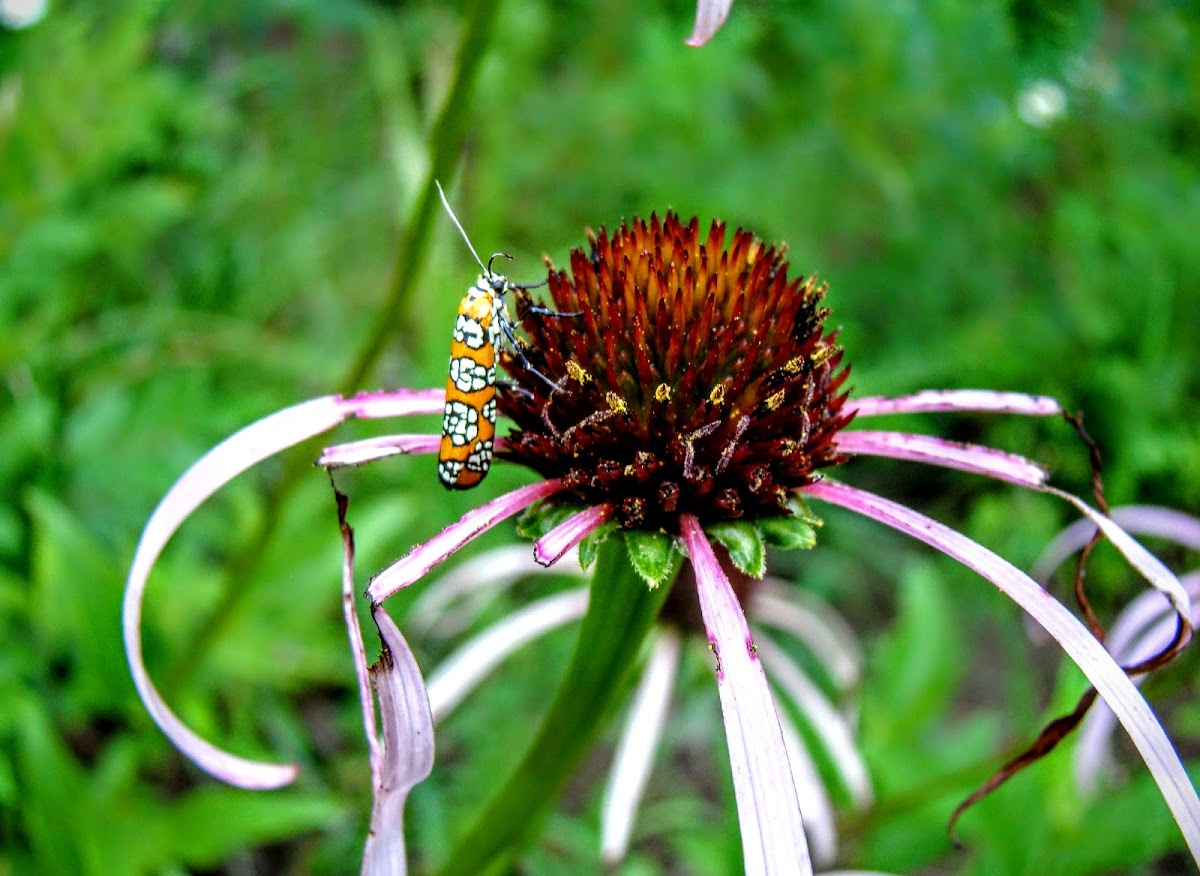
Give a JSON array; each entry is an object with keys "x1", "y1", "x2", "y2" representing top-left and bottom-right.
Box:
[
  {"x1": 339, "y1": 0, "x2": 503, "y2": 394},
  {"x1": 433, "y1": 536, "x2": 673, "y2": 876},
  {"x1": 165, "y1": 0, "x2": 502, "y2": 690}
]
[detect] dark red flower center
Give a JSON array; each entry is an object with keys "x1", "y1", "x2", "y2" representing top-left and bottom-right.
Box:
[{"x1": 498, "y1": 212, "x2": 853, "y2": 531}]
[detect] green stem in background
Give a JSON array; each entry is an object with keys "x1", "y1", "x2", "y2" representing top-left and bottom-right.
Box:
[
  {"x1": 166, "y1": 0, "x2": 502, "y2": 689},
  {"x1": 433, "y1": 537, "x2": 674, "y2": 876},
  {"x1": 339, "y1": 0, "x2": 501, "y2": 395}
]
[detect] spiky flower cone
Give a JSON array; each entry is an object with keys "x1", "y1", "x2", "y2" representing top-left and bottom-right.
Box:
[{"x1": 498, "y1": 212, "x2": 854, "y2": 530}]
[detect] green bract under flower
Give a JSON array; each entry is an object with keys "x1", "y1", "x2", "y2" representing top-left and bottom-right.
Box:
[{"x1": 498, "y1": 213, "x2": 854, "y2": 531}]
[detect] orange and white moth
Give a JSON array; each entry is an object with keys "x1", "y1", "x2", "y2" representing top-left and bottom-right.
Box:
[
  {"x1": 435, "y1": 183, "x2": 577, "y2": 489},
  {"x1": 434, "y1": 183, "x2": 512, "y2": 489},
  {"x1": 436, "y1": 181, "x2": 565, "y2": 490}
]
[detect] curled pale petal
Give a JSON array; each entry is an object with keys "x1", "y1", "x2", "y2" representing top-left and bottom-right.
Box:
[
  {"x1": 834, "y1": 430, "x2": 1049, "y2": 488},
  {"x1": 123, "y1": 389, "x2": 447, "y2": 786},
  {"x1": 533, "y1": 503, "x2": 615, "y2": 566},
  {"x1": 685, "y1": 0, "x2": 733, "y2": 46},
  {"x1": 1075, "y1": 572, "x2": 1200, "y2": 795},
  {"x1": 338, "y1": 387, "x2": 445, "y2": 419},
  {"x1": 426, "y1": 588, "x2": 589, "y2": 723},
  {"x1": 319, "y1": 434, "x2": 441, "y2": 468},
  {"x1": 679, "y1": 514, "x2": 812, "y2": 875},
  {"x1": 125, "y1": 396, "x2": 371, "y2": 788},
  {"x1": 1043, "y1": 487, "x2": 1192, "y2": 624},
  {"x1": 1029, "y1": 504, "x2": 1200, "y2": 791},
  {"x1": 601, "y1": 628, "x2": 681, "y2": 866},
  {"x1": 362, "y1": 604, "x2": 435, "y2": 876},
  {"x1": 846, "y1": 390, "x2": 1061, "y2": 418},
  {"x1": 751, "y1": 580, "x2": 862, "y2": 693},
  {"x1": 366, "y1": 479, "x2": 567, "y2": 603},
  {"x1": 803, "y1": 480, "x2": 1200, "y2": 860},
  {"x1": 776, "y1": 712, "x2": 838, "y2": 867},
  {"x1": 409, "y1": 544, "x2": 585, "y2": 639},
  {"x1": 1104, "y1": 572, "x2": 1200, "y2": 668},
  {"x1": 756, "y1": 633, "x2": 873, "y2": 810},
  {"x1": 1033, "y1": 506, "x2": 1200, "y2": 585}
]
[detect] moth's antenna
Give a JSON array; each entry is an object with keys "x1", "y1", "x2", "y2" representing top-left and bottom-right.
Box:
[{"x1": 435, "y1": 179, "x2": 487, "y2": 274}]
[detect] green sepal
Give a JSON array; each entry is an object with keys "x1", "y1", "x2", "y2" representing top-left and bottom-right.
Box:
[
  {"x1": 515, "y1": 500, "x2": 583, "y2": 541},
  {"x1": 623, "y1": 529, "x2": 683, "y2": 588},
  {"x1": 759, "y1": 514, "x2": 819, "y2": 550},
  {"x1": 789, "y1": 495, "x2": 823, "y2": 527},
  {"x1": 706, "y1": 520, "x2": 766, "y2": 578},
  {"x1": 760, "y1": 497, "x2": 823, "y2": 551},
  {"x1": 578, "y1": 519, "x2": 619, "y2": 569}
]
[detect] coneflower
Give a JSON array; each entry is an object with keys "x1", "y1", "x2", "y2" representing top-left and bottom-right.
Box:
[{"x1": 124, "y1": 209, "x2": 1200, "y2": 874}]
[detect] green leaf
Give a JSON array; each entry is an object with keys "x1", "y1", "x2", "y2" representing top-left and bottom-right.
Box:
[
  {"x1": 705, "y1": 521, "x2": 766, "y2": 578},
  {"x1": 624, "y1": 529, "x2": 682, "y2": 588},
  {"x1": 868, "y1": 560, "x2": 962, "y2": 739},
  {"x1": 578, "y1": 519, "x2": 618, "y2": 569},
  {"x1": 759, "y1": 513, "x2": 819, "y2": 550},
  {"x1": 25, "y1": 490, "x2": 128, "y2": 710},
  {"x1": 173, "y1": 787, "x2": 343, "y2": 868},
  {"x1": 12, "y1": 696, "x2": 89, "y2": 875}
]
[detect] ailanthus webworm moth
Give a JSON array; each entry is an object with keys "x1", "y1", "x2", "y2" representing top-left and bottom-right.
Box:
[{"x1": 435, "y1": 182, "x2": 572, "y2": 490}]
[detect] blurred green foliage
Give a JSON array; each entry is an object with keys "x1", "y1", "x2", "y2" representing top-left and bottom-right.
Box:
[{"x1": 1, "y1": 0, "x2": 1197, "y2": 872}]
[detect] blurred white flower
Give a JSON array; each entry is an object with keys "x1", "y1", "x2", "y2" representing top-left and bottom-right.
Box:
[
  {"x1": 0, "y1": 0, "x2": 47, "y2": 29},
  {"x1": 1017, "y1": 79, "x2": 1068, "y2": 127}
]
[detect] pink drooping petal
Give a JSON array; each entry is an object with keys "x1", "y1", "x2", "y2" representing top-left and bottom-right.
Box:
[
  {"x1": 410, "y1": 544, "x2": 585, "y2": 639},
  {"x1": 123, "y1": 390, "x2": 444, "y2": 786},
  {"x1": 361, "y1": 604, "x2": 435, "y2": 876},
  {"x1": 776, "y1": 709, "x2": 838, "y2": 867},
  {"x1": 835, "y1": 432, "x2": 1192, "y2": 625},
  {"x1": 533, "y1": 503, "x2": 615, "y2": 566},
  {"x1": 338, "y1": 387, "x2": 446, "y2": 419},
  {"x1": 319, "y1": 434, "x2": 442, "y2": 468},
  {"x1": 366, "y1": 479, "x2": 567, "y2": 603},
  {"x1": 1033, "y1": 506, "x2": 1200, "y2": 585},
  {"x1": 1030, "y1": 506, "x2": 1200, "y2": 792},
  {"x1": 803, "y1": 480, "x2": 1200, "y2": 861},
  {"x1": 845, "y1": 390, "x2": 1061, "y2": 418},
  {"x1": 685, "y1": 0, "x2": 733, "y2": 46},
  {"x1": 1075, "y1": 571, "x2": 1200, "y2": 795},
  {"x1": 751, "y1": 580, "x2": 862, "y2": 693},
  {"x1": 426, "y1": 588, "x2": 589, "y2": 723},
  {"x1": 834, "y1": 430, "x2": 1049, "y2": 488},
  {"x1": 337, "y1": 492, "x2": 381, "y2": 775},
  {"x1": 1075, "y1": 615, "x2": 1183, "y2": 794},
  {"x1": 601, "y1": 628, "x2": 682, "y2": 866},
  {"x1": 756, "y1": 634, "x2": 873, "y2": 811},
  {"x1": 679, "y1": 514, "x2": 812, "y2": 875}
]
